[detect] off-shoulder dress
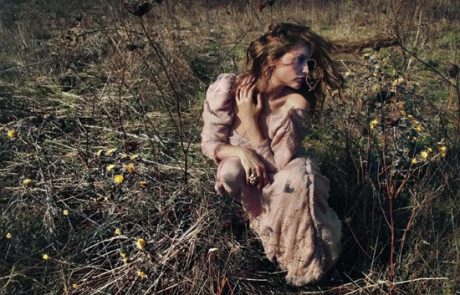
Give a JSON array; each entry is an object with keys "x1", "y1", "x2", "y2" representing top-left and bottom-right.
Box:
[{"x1": 201, "y1": 73, "x2": 342, "y2": 286}]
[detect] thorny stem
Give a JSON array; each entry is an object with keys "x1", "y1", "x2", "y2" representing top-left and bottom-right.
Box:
[
  {"x1": 380, "y1": 110, "x2": 395, "y2": 294},
  {"x1": 138, "y1": 16, "x2": 189, "y2": 184}
]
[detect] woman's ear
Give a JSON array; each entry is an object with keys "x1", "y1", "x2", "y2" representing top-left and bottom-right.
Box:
[{"x1": 264, "y1": 63, "x2": 275, "y2": 78}]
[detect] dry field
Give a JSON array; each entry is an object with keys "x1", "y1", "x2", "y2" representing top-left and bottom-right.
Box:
[{"x1": 0, "y1": 0, "x2": 459, "y2": 294}]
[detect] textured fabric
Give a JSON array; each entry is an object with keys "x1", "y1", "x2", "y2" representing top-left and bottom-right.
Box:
[{"x1": 201, "y1": 73, "x2": 342, "y2": 286}]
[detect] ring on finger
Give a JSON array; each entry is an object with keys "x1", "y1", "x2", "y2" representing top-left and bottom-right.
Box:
[{"x1": 248, "y1": 173, "x2": 258, "y2": 186}]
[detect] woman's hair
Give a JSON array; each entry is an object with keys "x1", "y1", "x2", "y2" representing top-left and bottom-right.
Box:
[{"x1": 237, "y1": 22, "x2": 343, "y2": 112}]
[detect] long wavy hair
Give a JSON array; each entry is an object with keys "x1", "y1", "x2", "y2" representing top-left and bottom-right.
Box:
[{"x1": 237, "y1": 22, "x2": 344, "y2": 112}]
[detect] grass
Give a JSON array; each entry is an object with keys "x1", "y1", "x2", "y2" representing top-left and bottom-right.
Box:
[{"x1": 0, "y1": 0, "x2": 459, "y2": 294}]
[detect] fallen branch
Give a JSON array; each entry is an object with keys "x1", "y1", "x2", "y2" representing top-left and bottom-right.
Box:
[{"x1": 331, "y1": 35, "x2": 400, "y2": 55}]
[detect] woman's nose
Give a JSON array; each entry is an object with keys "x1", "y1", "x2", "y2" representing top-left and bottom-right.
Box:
[{"x1": 301, "y1": 63, "x2": 309, "y2": 74}]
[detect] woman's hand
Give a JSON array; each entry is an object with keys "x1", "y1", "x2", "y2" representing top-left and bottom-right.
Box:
[
  {"x1": 235, "y1": 78, "x2": 263, "y2": 122},
  {"x1": 238, "y1": 146, "x2": 268, "y2": 191}
]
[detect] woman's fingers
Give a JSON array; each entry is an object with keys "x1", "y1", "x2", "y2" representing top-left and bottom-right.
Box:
[
  {"x1": 254, "y1": 162, "x2": 268, "y2": 191},
  {"x1": 236, "y1": 83, "x2": 259, "y2": 109},
  {"x1": 244, "y1": 167, "x2": 251, "y2": 185},
  {"x1": 242, "y1": 83, "x2": 254, "y2": 101},
  {"x1": 242, "y1": 76, "x2": 253, "y2": 88},
  {"x1": 243, "y1": 84, "x2": 250, "y2": 101},
  {"x1": 240, "y1": 151, "x2": 268, "y2": 190},
  {"x1": 248, "y1": 83, "x2": 255, "y2": 94},
  {"x1": 256, "y1": 93, "x2": 262, "y2": 110},
  {"x1": 245, "y1": 165, "x2": 260, "y2": 188},
  {"x1": 236, "y1": 87, "x2": 241, "y2": 102},
  {"x1": 259, "y1": 163, "x2": 268, "y2": 190},
  {"x1": 236, "y1": 85, "x2": 249, "y2": 105}
]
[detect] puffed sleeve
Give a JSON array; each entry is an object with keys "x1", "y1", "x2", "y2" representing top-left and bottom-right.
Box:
[
  {"x1": 270, "y1": 108, "x2": 311, "y2": 170},
  {"x1": 200, "y1": 73, "x2": 236, "y2": 164}
]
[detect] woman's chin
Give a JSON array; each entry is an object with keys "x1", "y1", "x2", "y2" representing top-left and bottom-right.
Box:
[{"x1": 291, "y1": 80, "x2": 303, "y2": 89}]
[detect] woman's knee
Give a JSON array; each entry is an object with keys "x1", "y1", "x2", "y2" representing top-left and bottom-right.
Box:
[{"x1": 218, "y1": 157, "x2": 245, "y2": 190}]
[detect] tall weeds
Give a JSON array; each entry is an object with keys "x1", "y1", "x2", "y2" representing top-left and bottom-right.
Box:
[{"x1": 0, "y1": 0, "x2": 458, "y2": 294}]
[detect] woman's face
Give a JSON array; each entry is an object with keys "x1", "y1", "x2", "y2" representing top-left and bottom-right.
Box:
[{"x1": 269, "y1": 42, "x2": 315, "y2": 90}]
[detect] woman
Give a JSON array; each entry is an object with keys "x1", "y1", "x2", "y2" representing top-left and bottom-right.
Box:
[{"x1": 201, "y1": 22, "x2": 342, "y2": 286}]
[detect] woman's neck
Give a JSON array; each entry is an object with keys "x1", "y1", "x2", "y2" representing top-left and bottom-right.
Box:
[{"x1": 261, "y1": 79, "x2": 288, "y2": 111}]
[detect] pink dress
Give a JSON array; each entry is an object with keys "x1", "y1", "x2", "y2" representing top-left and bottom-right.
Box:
[{"x1": 201, "y1": 73, "x2": 342, "y2": 286}]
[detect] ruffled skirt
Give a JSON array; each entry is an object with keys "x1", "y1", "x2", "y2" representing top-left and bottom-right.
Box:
[{"x1": 215, "y1": 155, "x2": 342, "y2": 286}]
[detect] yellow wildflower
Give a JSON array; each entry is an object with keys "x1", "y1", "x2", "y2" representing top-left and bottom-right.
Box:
[
  {"x1": 138, "y1": 180, "x2": 148, "y2": 188},
  {"x1": 114, "y1": 228, "x2": 122, "y2": 236},
  {"x1": 123, "y1": 163, "x2": 136, "y2": 174},
  {"x1": 106, "y1": 164, "x2": 116, "y2": 172},
  {"x1": 369, "y1": 119, "x2": 379, "y2": 130},
  {"x1": 135, "y1": 238, "x2": 145, "y2": 250},
  {"x1": 120, "y1": 153, "x2": 129, "y2": 160},
  {"x1": 22, "y1": 178, "x2": 32, "y2": 186},
  {"x1": 420, "y1": 150, "x2": 429, "y2": 160},
  {"x1": 439, "y1": 145, "x2": 447, "y2": 158},
  {"x1": 6, "y1": 232, "x2": 12, "y2": 239},
  {"x1": 105, "y1": 148, "x2": 117, "y2": 156},
  {"x1": 72, "y1": 283, "x2": 79, "y2": 289},
  {"x1": 411, "y1": 158, "x2": 417, "y2": 164},
  {"x1": 392, "y1": 77, "x2": 405, "y2": 86},
  {"x1": 114, "y1": 174, "x2": 124, "y2": 184},
  {"x1": 129, "y1": 154, "x2": 139, "y2": 160},
  {"x1": 137, "y1": 270, "x2": 147, "y2": 279},
  {"x1": 63, "y1": 209, "x2": 69, "y2": 216},
  {"x1": 7, "y1": 129, "x2": 16, "y2": 139},
  {"x1": 120, "y1": 250, "x2": 128, "y2": 263},
  {"x1": 95, "y1": 149, "x2": 104, "y2": 157},
  {"x1": 42, "y1": 253, "x2": 49, "y2": 260},
  {"x1": 414, "y1": 125, "x2": 422, "y2": 132}
]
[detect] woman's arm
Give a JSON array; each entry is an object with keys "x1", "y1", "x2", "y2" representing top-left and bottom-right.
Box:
[
  {"x1": 200, "y1": 74, "x2": 235, "y2": 164},
  {"x1": 214, "y1": 143, "x2": 243, "y2": 160},
  {"x1": 233, "y1": 116, "x2": 265, "y2": 147},
  {"x1": 215, "y1": 144, "x2": 268, "y2": 191},
  {"x1": 234, "y1": 78, "x2": 266, "y2": 147}
]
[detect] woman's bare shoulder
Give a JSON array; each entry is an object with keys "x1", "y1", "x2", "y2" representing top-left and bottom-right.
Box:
[{"x1": 284, "y1": 92, "x2": 310, "y2": 111}]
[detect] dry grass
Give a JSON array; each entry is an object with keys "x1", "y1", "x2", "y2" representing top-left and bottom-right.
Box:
[{"x1": 0, "y1": 0, "x2": 459, "y2": 294}]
